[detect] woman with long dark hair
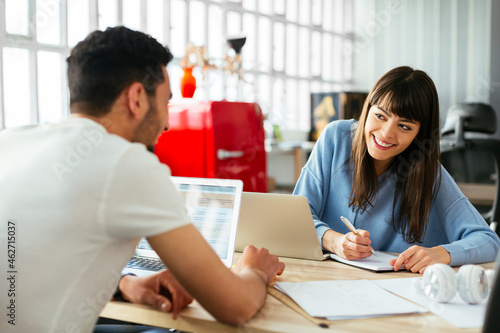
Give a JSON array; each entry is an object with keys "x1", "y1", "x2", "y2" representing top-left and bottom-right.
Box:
[{"x1": 294, "y1": 66, "x2": 500, "y2": 273}]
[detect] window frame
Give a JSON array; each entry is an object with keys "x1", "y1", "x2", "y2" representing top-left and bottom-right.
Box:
[{"x1": 0, "y1": 0, "x2": 354, "y2": 132}]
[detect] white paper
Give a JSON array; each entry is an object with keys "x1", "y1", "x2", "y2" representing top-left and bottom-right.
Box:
[
  {"x1": 374, "y1": 278, "x2": 487, "y2": 328},
  {"x1": 275, "y1": 279, "x2": 426, "y2": 319},
  {"x1": 329, "y1": 251, "x2": 401, "y2": 272}
]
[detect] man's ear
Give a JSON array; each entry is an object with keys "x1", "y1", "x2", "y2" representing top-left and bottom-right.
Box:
[{"x1": 127, "y1": 82, "x2": 150, "y2": 120}]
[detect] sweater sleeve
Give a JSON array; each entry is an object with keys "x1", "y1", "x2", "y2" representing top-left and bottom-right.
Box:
[
  {"x1": 294, "y1": 167, "x2": 331, "y2": 249},
  {"x1": 434, "y1": 166, "x2": 500, "y2": 266},
  {"x1": 293, "y1": 121, "x2": 351, "y2": 249}
]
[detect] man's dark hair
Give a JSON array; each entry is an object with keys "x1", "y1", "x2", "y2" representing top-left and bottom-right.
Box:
[{"x1": 67, "y1": 26, "x2": 173, "y2": 117}]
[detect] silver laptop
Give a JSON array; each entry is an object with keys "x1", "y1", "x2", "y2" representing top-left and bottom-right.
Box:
[
  {"x1": 123, "y1": 177, "x2": 244, "y2": 276},
  {"x1": 235, "y1": 192, "x2": 325, "y2": 260}
]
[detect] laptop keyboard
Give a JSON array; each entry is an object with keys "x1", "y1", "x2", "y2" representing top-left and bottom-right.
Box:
[{"x1": 126, "y1": 256, "x2": 166, "y2": 271}]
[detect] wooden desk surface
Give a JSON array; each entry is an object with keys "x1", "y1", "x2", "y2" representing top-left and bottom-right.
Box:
[
  {"x1": 457, "y1": 182, "x2": 495, "y2": 206},
  {"x1": 100, "y1": 254, "x2": 493, "y2": 333}
]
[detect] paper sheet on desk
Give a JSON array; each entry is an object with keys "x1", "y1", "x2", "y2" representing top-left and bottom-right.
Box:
[
  {"x1": 275, "y1": 279, "x2": 426, "y2": 320},
  {"x1": 373, "y1": 278, "x2": 486, "y2": 328},
  {"x1": 329, "y1": 251, "x2": 401, "y2": 271}
]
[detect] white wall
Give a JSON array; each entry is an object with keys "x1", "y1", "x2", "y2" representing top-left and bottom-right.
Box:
[
  {"x1": 352, "y1": 0, "x2": 497, "y2": 134},
  {"x1": 490, "y1": 0, "x2": 500, "y2": 128}
]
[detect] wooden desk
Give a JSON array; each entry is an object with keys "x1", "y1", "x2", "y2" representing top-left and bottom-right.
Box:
[
  {"x1": 100, "y1": 255, "x2": 493, "y2": 333},
  {"x1": 457, "y1": 182, "x2": 495, "y2": 206}
]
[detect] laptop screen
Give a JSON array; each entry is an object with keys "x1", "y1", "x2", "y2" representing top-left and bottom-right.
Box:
[
  {"x1": 125, "y1": 177, "x2": 243, "y2": 276},
  {"x1": 170, "y1": 177, "x2": 243, "y2": 267}
]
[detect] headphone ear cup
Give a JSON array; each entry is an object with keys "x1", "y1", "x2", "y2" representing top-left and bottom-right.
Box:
[
  {"x1": 457, "y1": 265, "x2": 489, "y2": 304},
  {"x1": 422, "y1": 263, "x2": 457, "y2": 303}
]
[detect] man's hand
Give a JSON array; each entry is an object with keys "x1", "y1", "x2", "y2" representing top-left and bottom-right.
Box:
[
  {"x1": 390, "y1": 245, "x2": 451, "y2": 274},
  {"x1": 233, "y1": 245, "x2": 285, "y2": 284},
  {"x1": 117, "y1": 270, "x2": 193, "y2": 319}
]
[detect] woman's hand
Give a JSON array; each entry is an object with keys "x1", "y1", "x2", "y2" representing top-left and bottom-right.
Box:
[
  {"x1": 390, "y1": 245, "x2": 451, "y2": 274},
  {"x1": 322, "y1": 229, "x2": 374, "y2": 260}
]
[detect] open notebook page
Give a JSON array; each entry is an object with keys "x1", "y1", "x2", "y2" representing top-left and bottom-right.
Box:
[{"x1": 329, "y1": 251, "x2": 402, "y2": 272}]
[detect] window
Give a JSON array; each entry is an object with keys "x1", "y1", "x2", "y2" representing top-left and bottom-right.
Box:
[
  {"x1": 0, "y1": 0, "x2": 354, "y2": 132},
  {"x1": 3, "y1": 48, "x2": 32, "y2": 128}
]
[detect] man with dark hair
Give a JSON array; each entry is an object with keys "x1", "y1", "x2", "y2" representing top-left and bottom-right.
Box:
[{"x1": 0, "y1": 26, "x2": 284, "y2": 332}]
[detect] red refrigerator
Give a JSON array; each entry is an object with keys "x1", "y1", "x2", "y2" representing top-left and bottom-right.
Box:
[{"x1": 154, "y1": 100, "x2": 267, "y2": 192}]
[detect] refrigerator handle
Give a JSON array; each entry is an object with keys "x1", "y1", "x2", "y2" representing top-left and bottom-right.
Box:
[{"x1": 217, "y1": 149, "x2": 244, "y2": 160}]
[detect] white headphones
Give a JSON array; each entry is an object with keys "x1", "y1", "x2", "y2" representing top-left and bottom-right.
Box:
[{"x1": 413, "y1": 263, "x2": 495, "y2": 304}]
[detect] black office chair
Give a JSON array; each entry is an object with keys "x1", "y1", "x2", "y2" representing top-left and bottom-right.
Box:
[
  {"x1": 483, "y1": 251, "x2": 500, "y2": 332},
  {"x1": 440, "y1": 103, "x2": 500, "y2": 235}
]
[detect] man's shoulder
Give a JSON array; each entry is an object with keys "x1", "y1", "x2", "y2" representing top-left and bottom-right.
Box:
[{"x1": 54, "y1": 118, "x2": 140, "y2": 155}]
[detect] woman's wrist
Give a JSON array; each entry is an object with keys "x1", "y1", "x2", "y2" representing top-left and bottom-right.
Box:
[
  {"x1": 322, "y1": 229, "x2": 341, "y2": 253},
  {"x1": 435, "y1": 246, "x2": 451, "y2": 264}
]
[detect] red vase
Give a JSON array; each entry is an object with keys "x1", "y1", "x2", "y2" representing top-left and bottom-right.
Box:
[{"x1": 180, "y1": 67, "x2": 196, "y2": 98}]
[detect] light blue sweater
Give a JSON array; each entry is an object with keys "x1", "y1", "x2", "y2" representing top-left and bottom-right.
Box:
[{"x1": 293, "y1": 119, "x2": 500, "y2": 266}]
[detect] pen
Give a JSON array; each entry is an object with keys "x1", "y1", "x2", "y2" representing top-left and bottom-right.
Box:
[{"x1": 340, "y1": 216, "x2": 376, "y2": 256}]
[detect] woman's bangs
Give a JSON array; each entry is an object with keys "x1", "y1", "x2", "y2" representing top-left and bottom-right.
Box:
[{"x1": 371, "y1": 83, "x2": 427, "y2": 124}]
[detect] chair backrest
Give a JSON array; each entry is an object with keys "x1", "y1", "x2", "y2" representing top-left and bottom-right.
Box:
[
  {"x1": 441, "y1": 103, "x2": 497, "y2": 137},
  {"x1": 440, "y1": 103, "x2": 500, "y2": 234}
]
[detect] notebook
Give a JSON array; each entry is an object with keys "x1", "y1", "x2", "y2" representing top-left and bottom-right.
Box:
[
  {"x1": 329, "y1": 252, "x2": 401, "y2": 272},
  {"x1": 235, "y1": 192, "x2": 325, "y2": 260},
  {"x1": 122, "y1": 176, "x2": 243, "y2": 277}
]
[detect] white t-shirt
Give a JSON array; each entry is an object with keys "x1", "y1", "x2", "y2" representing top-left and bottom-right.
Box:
[{"x1": 0, "y1": 118, "x2": 191, "y2": 332}]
